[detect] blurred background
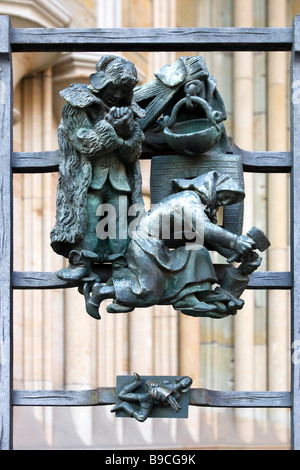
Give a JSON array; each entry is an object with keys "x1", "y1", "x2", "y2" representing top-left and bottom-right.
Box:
[{"x1": 7, "y1": 0, "x2": 297, "y2": 449}]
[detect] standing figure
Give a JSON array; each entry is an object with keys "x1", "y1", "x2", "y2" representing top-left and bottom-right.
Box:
[{"x1": 50, "y1": 55, "x2": 145, "y2": 281}]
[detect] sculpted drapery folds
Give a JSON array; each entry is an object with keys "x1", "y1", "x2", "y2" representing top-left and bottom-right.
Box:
[{"x1": 83, "y1": 171, "x2": 260, "y2": 320}]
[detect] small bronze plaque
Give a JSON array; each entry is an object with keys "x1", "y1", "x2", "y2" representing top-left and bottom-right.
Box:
[{"x1": 112, "y1": 374, "x2": 192, "y2": 421}]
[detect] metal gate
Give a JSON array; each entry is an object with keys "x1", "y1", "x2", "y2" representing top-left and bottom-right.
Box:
[{"x1": 0, "y1": 15, "x2": 299, "y2": 450}]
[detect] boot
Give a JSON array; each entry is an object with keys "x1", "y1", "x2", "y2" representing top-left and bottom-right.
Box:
[
  {"x1": 83, "y1": 282, "x2": 103, "y2": 320},
  {"x1": 108, "y1": 254, "x2": 130, "y2": 279},
  {"x1": 57, "y1": 250, "x2": 99, "y2": 281},
  {"x1": 83, "y1": 282, "x2": 115, "y2": 320},
  {"x1": 173, "y1": 294, "x2": 218, "y2": 313},
  {"x1": 111, "y1": 402, "x2": 136, "y2": 417},
  {"x1": 106, "y1": 301, "x2": 134, "y2": 313}
]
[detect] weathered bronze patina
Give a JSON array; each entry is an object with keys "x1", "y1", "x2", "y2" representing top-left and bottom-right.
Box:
[
  {"x1": 112, "y1": 373, "x2": 192, "y2": 421},
  {"x1": 51, "y1": 55, "x2": 145, "y2": 286},
  {"x1": 51, "y1": 55, "x2": 270, "y2": 321}
]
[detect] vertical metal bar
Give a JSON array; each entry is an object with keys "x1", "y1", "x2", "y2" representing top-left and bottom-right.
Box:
[
  {"x1": 291, "y1": 15, "x2": 300, "y2": 451},
  {"x1": 0, "y1": 16, "x2": 13, "y2": 451}
]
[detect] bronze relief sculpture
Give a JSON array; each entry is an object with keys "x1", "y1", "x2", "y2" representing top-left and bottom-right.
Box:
[
  {"x1": 112, "y1": 373, "x2": 193, "y2": 421},
  {"x1": 51, "y1": 54, "x2": 270, "y2": 322}
]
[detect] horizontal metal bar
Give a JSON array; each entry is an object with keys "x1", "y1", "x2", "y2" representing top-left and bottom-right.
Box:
[
  {"x1": 12, "y1": 270, "x2": 291, "y2": 290},
  {"x1": 12, "y1": 271, "x2": 74, "y2": 290},
  {"x1": 13, "y1": 388, "x2": 291, "y2": 408},
  {"x1": 12, "y1": 149, "x2": 292, "y2": 174},
  {"x1": 242, "y1": 152, "x2": 292, "y2": 173},
  {"x1": 247, "y1": 271, "x2": 292, "y2": 290},
  {"x1": 12, "y1": 150, "x2": 59, "y2": 173},
  {"x1": 12, "y1": 267, "x2": 112, "y2": 289},
  {"x1": 12, "y1": 149, "x2": 152, "y2": 173},
  {"x1": 13, "y1": 388, "x2": 116, "y2": 407},
  {"x1": 228, "y1": 141, "x2": 292, "y2": 173},
  {"x1": 189, "y1": 389, "x2": 291, "y2": 408},
  {"x1": 11, "y1": 27, "x2": 293, "y2": 53}
]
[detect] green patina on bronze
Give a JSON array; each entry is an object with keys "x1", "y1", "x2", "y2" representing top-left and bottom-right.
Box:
[{"x1": 51, "y1": 55, "x2": 270, "y2": 322}]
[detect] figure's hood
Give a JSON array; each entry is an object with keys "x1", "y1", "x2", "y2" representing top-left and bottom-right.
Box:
[{"x1": 172, "y1": 171, "x2": 245, "y2": 209}]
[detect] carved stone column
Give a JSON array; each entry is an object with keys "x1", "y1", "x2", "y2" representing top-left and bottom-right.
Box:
[{"x1": 233, "y1": 0, "x2": 255, "y2": 444}]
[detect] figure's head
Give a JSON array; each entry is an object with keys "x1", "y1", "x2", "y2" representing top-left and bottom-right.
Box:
[
  {"x1": 216, "y1": 189, "x2": 239, "y2": 207},
  {"x1": 145, "y1": 380, "x2": 161, "y2": 401},
  {"x1": 146, "y1": 380, "x2": 159, "y2": 390},
  {"x1": 89, "y1": 55, "x2": 139, "y2": 107},
  {"x1": 172, "y1": 171, "x2": 245, "y2": 208}
]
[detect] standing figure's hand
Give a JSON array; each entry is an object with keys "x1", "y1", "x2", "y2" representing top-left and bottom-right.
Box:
[{"x1": 105, "y1": 106, "x2": 135, "y2": 139}]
